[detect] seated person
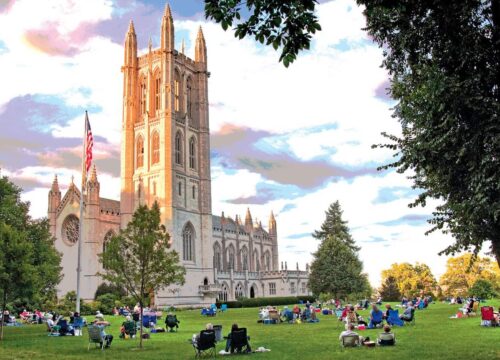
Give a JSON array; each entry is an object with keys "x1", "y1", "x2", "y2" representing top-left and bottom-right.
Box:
[
  {"x1": 46, "y1": 315, "x2": 58, "y2": 331},
  {"x1": 369, "y1": 305, "x2": 384, "y2": 328},
  {"x1": 120, "y1": 315, "x2": 137, "y2": 338},
  {"x1": 193, "y1": 323, "x2": 213, "y2": 345},
  {"x1": 339, "y1": 323, "x2": 368, "y2": 346},
  {"x1": 57, "y1": 316, "x2": 74, "y2": 336},
  {"x1": 292, "y1": 305, "x2": 301, "y2": 318},
  {"x1": 345, "y1": 306, "x2": 358, "y2": 328},
  {"x1": 95, "y1": 311, "x2": 105, "y2": 321},
  {"x1": 383, "y1": 304, "x2": 393, "y2": 320},
  {"x1": 92, "y1": 320, "x2": 113, "y2": 348},
  {"x1": 225, "y1": 323, "x2": 252, "y2": 353},
  {"x1": 400, "y1": 304, "x2": 414, "y2": 321},
  {"x1": 165, "y1": 313, "x2": 180, "y2": 332},
  {"x1": 281, "y1": 307, "x2": 293, "y2": 322},
  {"x1": 378, "y1": 325, "x2": 396, "y2": 346},
  {"x1": 132, "y1": 311, "x2": 140, "y2": 323}
]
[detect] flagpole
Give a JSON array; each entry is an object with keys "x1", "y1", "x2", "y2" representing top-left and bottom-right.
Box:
[{"x1": 76, "y1": 111, "x2": 88, "y2": 314}]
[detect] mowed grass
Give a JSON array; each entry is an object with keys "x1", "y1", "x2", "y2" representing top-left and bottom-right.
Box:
[{"x1": 0, "y1": 301, "x2": 499, "y2": 360}]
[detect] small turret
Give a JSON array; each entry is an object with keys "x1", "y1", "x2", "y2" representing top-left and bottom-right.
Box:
[
  {"x1": 268, "y1": 210, "x2": 277, "y2": 235},
  {"x1": 87, "y1": 165, "x2": 100, "y2": 214},
  {"x1": 160, "y1": 3, "x2": 174, "y2": 52},
  {"x1": 245, "y1": 208, "x2": 253, "y2": 232},
  {"x1": 195, "y1": 26, "x2": 207, "y2": 65},
  {"x1": 124, "y1": 20, "x2": 137, "y2": 67},
  {"x1": 48, "y1": 175, "x2": 61, "y2": 237}
]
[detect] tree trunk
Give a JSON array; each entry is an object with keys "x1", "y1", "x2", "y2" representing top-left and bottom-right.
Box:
[
  {"x1": 139, "y1": 300, "x2": 143, "y2": 349},
  {"x1": 1, "y1": 292, "x2": 7, "y2": 341}
]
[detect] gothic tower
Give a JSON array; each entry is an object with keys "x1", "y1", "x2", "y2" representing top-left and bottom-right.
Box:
[{"x1": 120, "y1": 3, "x2": 213, "y2": 303}]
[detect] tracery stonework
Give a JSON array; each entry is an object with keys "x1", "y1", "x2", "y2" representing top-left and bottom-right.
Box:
[{"x1": 48, "y1": 3, "x2": 310, "y2": 305}]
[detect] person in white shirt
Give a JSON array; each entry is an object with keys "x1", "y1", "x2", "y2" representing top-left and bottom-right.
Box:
[{"x1": 339, "y1": 323, "x2": 365, "y2": 343}]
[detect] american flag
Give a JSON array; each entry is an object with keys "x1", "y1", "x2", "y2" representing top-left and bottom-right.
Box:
[{"x1": 85, "y1": 112, "x2": 93, "y2": 173}]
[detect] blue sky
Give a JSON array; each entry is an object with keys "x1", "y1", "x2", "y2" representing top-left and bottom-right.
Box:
[{"x1": 0, "y1": 0, "x2": 459, "y2": 285}]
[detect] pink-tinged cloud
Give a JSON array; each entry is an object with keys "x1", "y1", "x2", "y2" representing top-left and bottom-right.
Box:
[
  {"x1": 0, "y1": 0, "x2": 15, "y2": 14},
  {"x1": 23, "y1": 21, "x2": 98, "y2": 56}
]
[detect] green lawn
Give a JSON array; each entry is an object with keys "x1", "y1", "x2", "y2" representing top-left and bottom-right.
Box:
[{"x1": 0, "y1": 301, "x2": 499, "y2": 359}]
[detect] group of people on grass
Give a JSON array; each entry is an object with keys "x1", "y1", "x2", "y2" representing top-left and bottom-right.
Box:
[{"x1": 257, "y1": 301, "x2": 320, "y2": 324}]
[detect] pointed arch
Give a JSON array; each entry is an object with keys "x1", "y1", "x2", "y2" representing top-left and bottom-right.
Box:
[
  {"x1": 153, "y1": 68, "x2": 161, "y2": 112},
  {"x1": 139, "y1": 75, "x2": 147, "y2": 117},
  {"x1": 241, "y1": 245, "x2": 249, "y2": 271},
  {"x1": 186, "y1": 76, "x2": 193, "y2": 118},
  {"x1": 219, "y1": 281, "x2": 229, "y2": 302},
  {"x1": 189, "y1": 136, "x2": 196, "y2": 170},
  {"x1": 136, "y1": 135, "x2": 144, "y2": 168},
  {"x1": 174, "y1": 69, "x2": 182, "y2": 112},
  {"x1": 235, "y1": 282, "x2": 244, "y2": 299},
  {"x1": 175, "y1": 130, "x2": 183, "y2": 165},
  {"x1": 213, "y1": 242, "x2": 222, "y2": 271},
  {"x1": 227, "y1": 243, "x2": 235, "y2": 270},
  {"x1": 151, "y1": 130, "x2": 160, "y2": 165},
  {"x1": 264, "y1": 250, "x2": 271, "y2": 271},
  {"x1": 253, "y1": 249, "x2": 260, "y2": 271},
  {"x1": 182, "y1": 222, "x2": 195, "y2": 261}
]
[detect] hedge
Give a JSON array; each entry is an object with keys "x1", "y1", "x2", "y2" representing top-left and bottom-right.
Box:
[{"x1": 216, "y1": 296, "x2": 315, "y2": 308}]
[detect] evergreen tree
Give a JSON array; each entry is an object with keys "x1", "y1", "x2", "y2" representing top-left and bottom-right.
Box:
[
  {"x1": 99, "y1": 202, "x2": 185, "y2": 349},
  {"x1": 379, "y1": 276, "x2": 402, "y2": 301},
  {"x1": 309, "y1": 236, "x2": 368, "y2": 300},
  {"x1": 0, "y1": 177, "x2": 62, "y2": 340},
  {"x1": 313, "y1": 201, "x2": 359, "y2": 251}
]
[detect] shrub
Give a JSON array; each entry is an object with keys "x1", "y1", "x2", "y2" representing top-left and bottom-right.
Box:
[
  {"x1": 94, "y1": 283, "x2": 127, "y2": 300},
  {"x1": 217, "y1": 296, "x2": 316, "y2": 308},
  {"x1": 81, "y1": 301, "x2": 101, "y2": 315},
  {"x1": 469, "y1": 279, "x2": 497, "y2": 299},
  {"x1": 96, "y1": 294, "x2": 118, "y2": 314}
]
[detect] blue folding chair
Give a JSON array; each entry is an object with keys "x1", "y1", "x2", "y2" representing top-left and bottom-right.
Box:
[
  {"x1": 220, "y1": 304, "x2": 228, "y2": 312},
  {"x1": 369, "y1": 310, "x2": 383, "y2": 328},
  {"x1": 387, "y1": 309, "x2": 404, "y2": 327}
]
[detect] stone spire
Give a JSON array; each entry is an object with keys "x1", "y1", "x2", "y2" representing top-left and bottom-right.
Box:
[
  {"x1": 87, "y1": 164, "x2": 100, "y2": 204},
  {"x1": 181, "y1": 38, "x2": 185, "y2": 54},
  {"x1": 51, "y1": 174, "x2": 60, "y2": 193},
  {"x1": 195, "y1": 26, "x2": 207, "y2": 64},
  {"x1": 48, "y1": 174, "x2": 61, "y2": 237},
  {"x1": 161, "y1": 2, "x2": 174, "y2": 51},
  {"x1": 245, "y1": 207, "x2": 253, "y2": 231},
  {"x1": 89, "y1": 164, "x2": 98, "y2": 183},
  {"x1": 124, "y1": 20, "x2": 137, "y2": 67}
]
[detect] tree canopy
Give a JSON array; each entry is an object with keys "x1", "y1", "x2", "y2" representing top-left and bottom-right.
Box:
[
  {"x1": 312, "y1": 201, "x2": 359, "y2": 251},
  {"x1": 309, "y1": 236, "x2": 369, "y2": 299},
  {"x1": 0, "y1": 177, "x2": 62, "y2": 340},
  {"x1": 439, "y1": 253, "x2": 500, "y2": 297},
  {"x1": 381, "y1": 262, "x2": 437, "y2": 298},
  {"x1": 205, "y1": 0, "x2": 500, "y2": 266},
  {"x1": 378, "y1": 275, "x2": 402, "y2": 301},
  {"x1": 99, "y1": 202, "x2": 185, "y2": 348}
]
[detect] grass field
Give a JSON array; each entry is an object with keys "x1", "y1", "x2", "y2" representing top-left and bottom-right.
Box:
[{"x1": 0, "y1": 301, "x2": 499, "y2": 360}]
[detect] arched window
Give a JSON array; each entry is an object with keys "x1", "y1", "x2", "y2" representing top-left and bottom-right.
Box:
[
  {"x1": 241, "y1": 246, "x2": 248, "y2": 271},
  {"x1": 228, "y1": 245, "x2": 235, "y2": 270},
  {"x1": 62, "y1": 214, "x2": 79, "y2": 246},
  {"x1": 174, "y1": 71, "x2": 181, "y2": 112},
  {"x1": 151, "y1": 131, "x2": 160, "y2": 165},
  {"x1": 219, "y1": 283, "x2": 228, "y2": 302},
  {"x1": 182, "y1": 223, "x2": 194, "y2": 261},
  {"x1": 140, "y1": 77, "x2": 147, "y2": 116},
  {"x1": 189, "y1": 136, "x2": 196, "y2": 170},
  {"x1": 103, "y1": 230, "x2": 115, "y2": 269},
  {"x1": 265, "y1": 251, "x2": 271, "y2": 271},
  {"x1": 192, "y1": 185, "x2": 196, "y2": 199},
  {"x1": 175, "y1": 131, "x2": 183, "y2": 165},
  {"x1": 154, "y1": 72, "x2": 161, "y2": 111},
  {"x1": 178, "y1": 182, "x2": 182, "y2": 196},
  {"x1": 254, "y1": 250, "x2": 260, "y2": 271},
  {"x1": 136, "y1": 136, "x2": 144, "y2": 168},
  {"x1": 235, "y1": 283, "x2": 244, "y2": 299},
  {"x1": 186, "y1": 77, "x2": 193, "y2": 118},
  {"x1": 213, "y1": 243, "x2": 221, "y2": 271}
]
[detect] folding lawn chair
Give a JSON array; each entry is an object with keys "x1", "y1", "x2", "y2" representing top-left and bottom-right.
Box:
[
  {"x1": 481, "y1": 306, "x2": 494, "y2": 327},
  {"x1": 165, "y1": 314, "x2": 179, "y2": 332},
  {"x1": 401, "y1": 308, "x2": 415, "y2": 326},
  {"x1": 341, "y1": 334, "x2": 361, "y2": 348},
  {"x1": 377, "y1": 332, "x2": 396, "y2": 346},
  {"x1": 219, "y1": 304, "x2": 228, "y2": 313},
  {"x1": 192, "y1": 329, "x2": 216, "y2": 358},
  {"x1": 387, "y1": 309, "x2": 404, "y2": 327},
  {"x1": 230, "y1": 328, "x2": 251, "y2": 353},
  {"x1": 87, "y1": 325, "x2": 105, "y2": 351}
]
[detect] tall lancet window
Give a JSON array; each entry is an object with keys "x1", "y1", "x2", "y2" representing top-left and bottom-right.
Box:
[
  {"x1": 228, "y1": 245, "x2": 235, "y2": 270},
  {"x1": 174, "y1": 71, "x2": 181, "y2": 112},
  {"x1": 189, "y1": 136, "x2": 196, "y2": 170},
  {"x1": 175, "y1": 131, "x2": 183, "y2": 165},
  {"x1": 136, "y1": 136, "x2": 144, "y2": 168},
  {"x1": 154, "y1": 73, "x2": 161, "y2": 112},
  {"x1": 182, "y1": 223, "x2": 194, "y2": 261},
  {"x1": 241, "y1": 246, "x2": 248, "y2": 271},
  {"x1": 140, "y1": 78, "x2": 147, "y2": 116},
  {"x1": 151, "y1": 131, "x2": 160, "y2": 165},
  {"x1": 186, "y1": 77, "x2": 193, "y2": 118}
]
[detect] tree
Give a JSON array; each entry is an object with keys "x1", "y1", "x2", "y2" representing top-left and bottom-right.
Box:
[
  {"x1": 205, "y1": 1, "x2": 500, "y2": 267},
  {"x1": 439, "y1": 254, "x2": 500, "y2": 297},
  {"x1": 309, "y1": 236, "x2": 369, "y2": 300},
  {"x1": 313, "y1": 201, "x2": 359, "y2": 251},
  {"x1": 204, "y1": 0, "x2": 321, "y2": 67},
  {"x1": 99, "y1": 202, "x2": 185, "y2": 348},
  {"x1": 379, "y1": 275, "x2": 402, "y2": 301},
  {"x1": 0, "y1": 177, "x2": 62, "y2": 340},
  {"x1": 469, "y1": 279, "x2": 498, "y2": 299},
  {"x1": 381, "y1": 263, "x2": 437, "y2": 298}
]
